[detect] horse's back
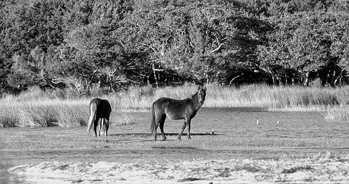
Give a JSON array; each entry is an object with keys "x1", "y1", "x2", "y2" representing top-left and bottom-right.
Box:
[
  {"x1": 152, "y1": 97, "x2": 169, "y2": 112},
  {"x1": 90, "y1": 98, "x2": 112, "y2": 119},
  {"x1": 153, "y1": 97, "x2": 193, "y2": 120},
  {"x1": 153, "y1": 97, "x2": 186, "y2": 109},
  {"x1": 154, "y1": 97, "x2": 190, "y2": 104}
]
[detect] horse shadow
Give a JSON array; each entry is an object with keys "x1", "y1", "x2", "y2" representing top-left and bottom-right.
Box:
[
  {"x1": 93, "y1": 132, "x2": 219, "y2": 144},
  {"x1": 108, "y1": 132, "x2": 219, "y2": 137}
]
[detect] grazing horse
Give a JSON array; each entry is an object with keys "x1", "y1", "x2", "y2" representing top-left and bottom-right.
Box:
[
  {"x1": 87, "y1": 98, "x2": 112, "y2": 137},
  {"x1": 150, "y1": 86, "x2": 207, "y2": 141}
]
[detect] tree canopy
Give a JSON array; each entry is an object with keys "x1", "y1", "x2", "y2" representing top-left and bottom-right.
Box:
[{"x1": 1, "y1": 0, "x2": 349, "y2": 94}]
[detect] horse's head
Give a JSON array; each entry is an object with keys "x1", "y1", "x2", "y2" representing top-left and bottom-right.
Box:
[{"x1": 197, "y1": 86, "x2": 207, "y2": 105}]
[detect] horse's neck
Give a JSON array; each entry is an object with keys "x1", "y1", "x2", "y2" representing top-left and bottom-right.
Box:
[{"x1": 191, "y1": 92, "x2": 202, "y2": 110}]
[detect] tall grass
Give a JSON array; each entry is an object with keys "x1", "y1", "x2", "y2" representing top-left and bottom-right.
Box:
[
  {"x1": 0, "y1": 99, "x2": 89, "y2": 128},
  {"x1": 325, "y1": 105, "x2": 349, "y2": 121},
  {"x1": 111, "y1": 83, "x2": 348, "y2": 110},
  {"x1": 1, "y1": 84, "x2": 349, "y2": 127},
  {"x1": 109, "y1": 83, "x2": 200, "y2": 110}
]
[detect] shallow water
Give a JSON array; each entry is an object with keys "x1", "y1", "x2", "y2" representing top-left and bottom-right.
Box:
[
  {"x1": 125, "y1": 107, "x2": 349, "y2": 139},
  {"x1": 2, "y1": 108, "x2": 349, "y2": 166}
]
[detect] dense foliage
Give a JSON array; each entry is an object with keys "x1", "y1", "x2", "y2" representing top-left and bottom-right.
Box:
[{"x1": 1, "y1": 0, "x2": 349, "y2": 94}]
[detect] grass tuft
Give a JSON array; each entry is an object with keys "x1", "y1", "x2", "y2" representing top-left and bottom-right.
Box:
[
  {"x1": 325, "y1": 105, "x2": 349, "y2": 121},
  {"x1": 114, "y1": 114, "x2": 137, "y2": 126}
]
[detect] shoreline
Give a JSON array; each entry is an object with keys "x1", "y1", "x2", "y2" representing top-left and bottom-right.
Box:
[{"x1": 8, "y1": 152, "x2": 349, "y2": 184}]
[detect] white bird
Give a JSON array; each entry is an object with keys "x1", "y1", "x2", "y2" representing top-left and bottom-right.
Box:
[
  {"x1": 277, "y1": 121, "x2": 280, "y2": 124},
  {"x1": 256, "y1": 120, "x2": 260, "y2": 125}
]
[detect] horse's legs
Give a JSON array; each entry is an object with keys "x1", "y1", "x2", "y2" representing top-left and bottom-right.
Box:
[
  {"x1": 101, "y1": 118, "x2": 109, "y2": 142},
  {"x1": 187, "y1": 119, "x2": 192, "y2": 139},
  {"x1": 98, "y1": 119, "x2": 103, "y2": 136},
  {"x1": 101, "y1": 119, "x2": 108, "y2": 136},
  {"x1": 177, "y1": 121, "x2": 187, "y2": 140},
  {"x1": 93, "y1": 117, "x2": 100, "y2": 137},
  {"x1": 159, "y1": 115, "x2": 167, "y2": 141},
  {"x1": 105, "y1": 119, "x2": 109, "y2": 137},
  {"x1": 153, "y1": 114, "x2": 160, "y2": 141}
]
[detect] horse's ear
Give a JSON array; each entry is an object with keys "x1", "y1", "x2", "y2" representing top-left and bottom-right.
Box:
[{"x1": 198, "y1": 86, "x2": 202, "y2": 90}]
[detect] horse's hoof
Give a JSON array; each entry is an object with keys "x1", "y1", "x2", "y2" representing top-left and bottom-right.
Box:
[
  {"x1": 177, "y1": 135, "x2": 182, "y2": 140},
  {"x1": 162, "y1": 137, "x2": 167, "y2": 141}
]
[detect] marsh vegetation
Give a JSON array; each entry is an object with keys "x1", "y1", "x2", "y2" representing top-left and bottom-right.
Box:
[{"x1": 1, "y1": 84, "x2": 349, "y2": 128}]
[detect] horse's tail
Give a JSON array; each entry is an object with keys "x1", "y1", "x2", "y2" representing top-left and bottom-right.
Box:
[
  {"x1": 150, "y1": 103, "x2": 156, "y2": 135},
  {"x1": 87, "y1": 103, "x2": 97, "y2": 132}
]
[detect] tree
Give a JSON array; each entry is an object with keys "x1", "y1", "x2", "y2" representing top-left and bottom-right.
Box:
[
  {"x1": 122, "y1": 1, "x2": 271, "y2": 85},
  {"x1": 1, "y1": 0, "x2": 67, "y2": 90},
  {"x1": 257, "y1": 11, "x2": 349, "y2": 86},
  {"x1": 1, "y1": 0, "x2": 349, "y2": 94},
  {"x1": 49, "y1": 0, "x2": 133, "y2": 93}
]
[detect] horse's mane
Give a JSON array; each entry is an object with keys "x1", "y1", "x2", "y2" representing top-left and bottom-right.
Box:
[
  {"x1": 191, "y1": 92, "x2": 198, "y2": 99},
  {"x1": 190, "y1": 91, "x2": 201, "y2": 109}
]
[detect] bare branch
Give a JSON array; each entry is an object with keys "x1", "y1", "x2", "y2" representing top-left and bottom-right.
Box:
[{"x1": 208, "y1": 43, "x2": 224, "y2": 55}]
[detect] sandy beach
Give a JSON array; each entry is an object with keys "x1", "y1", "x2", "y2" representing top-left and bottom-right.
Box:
[{"x1": 8, "y1": 152, "x2": 349, "y2": 184}]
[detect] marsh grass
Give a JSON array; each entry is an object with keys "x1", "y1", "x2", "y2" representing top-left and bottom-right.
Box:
[
  {"x1": 0, "y1": 99, "x2": 89, "y2": 128},
  {"x1": 114, "y1": 114, "x2": 137, "y2": 125},
  {"x1": 53, "y1": 101, "x2": 90, "y2": 127},
  {"x1": 1, "y1": 84, "x2": 349, "y2": 127},
  {"x1": 325, "y1": 105, "x2": 349, "y2": 121},
  {"x1": 111, "y1": 84, "x2": 349, "y2": 110}
]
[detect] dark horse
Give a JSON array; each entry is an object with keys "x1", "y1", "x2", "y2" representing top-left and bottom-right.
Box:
[
  {"x1": 87, "y1": 98, "x2": 112, "y2": 137},
  {"x1": 150, "y1": 86, "x2": 207, "y2": 141}
]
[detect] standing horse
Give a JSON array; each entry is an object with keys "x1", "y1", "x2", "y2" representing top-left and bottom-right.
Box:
[
  {"x1": 87, "y1": 98, "x2": 112, "y2": 137},
  {"x1": 150, "y1": 86, "x2": 207, "y2": 141}
]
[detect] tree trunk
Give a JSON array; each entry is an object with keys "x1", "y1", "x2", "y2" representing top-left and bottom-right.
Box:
[
  {"x1": 152, "y1": 64, "x2": 159, "y2": 88},
  {"x1": 334, "y1": 69, "x2": 344, "y2": 86},
  {"x1": 330, "y1": 68, "x2": 336, "y2": 87},
  {"x1": 303, "y1": 72, "x2": 310, "y2": 86}
]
